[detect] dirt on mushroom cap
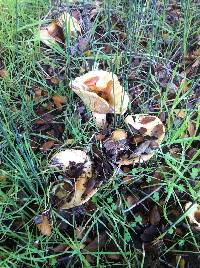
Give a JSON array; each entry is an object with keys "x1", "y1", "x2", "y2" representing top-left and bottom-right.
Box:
[{"x1": 50, "y1": 149, "x2": 100, "y2": 209}]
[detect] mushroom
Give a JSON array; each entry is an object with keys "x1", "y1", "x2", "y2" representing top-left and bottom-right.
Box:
[
  {"x1": 71, "y1": 70, "x2": 129, "y2": 127},
  {"x1": 118, "y1": 114, "x2": 165, "y2": 165},
  {"x1": 50, "y1": 149, "x2": 98, "y2": 209},
  {"x1": 185, "y1": 202, "x2": 200, "y2": 229},
  {"x1": 40, "y1": 12, "x2": 81, "y2": 47}
]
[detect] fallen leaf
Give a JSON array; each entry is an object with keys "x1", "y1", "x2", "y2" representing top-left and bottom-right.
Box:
[
  {"x1": 33, "y1": 87, "x2": 42, "y2": 99},
  {"x1": 180, "y1": 79, "x2": 190, "y2": 93},
  {"x1": 40, "y1": 140, "x2": 55, "y2": 151},
  {"x1": 174, "y1": 109, "x2": 186, "y2": 119},
  {"x1": 34, "y1": 215, "x2": 51, "y2": 236},
  {"x1": 52, "y1": 95, "x2": 66, "y2": 110},
  {"x1": 50, "y1": 77, "x2": 60, "y2": 85},
  {"x1": 111, "y1": 129, "x2": 127, "y2": 141},
  {"x1": 187, "y1": 122, "x2": 195, "y2": 137},
  {"x1": 0, "y1": 68, "x2": 8, "y2": 78},
  {"x1": 107, "y1": 253, "x2": 121, "y2": 260},
  {"x1": 96, "y1": 133, "x2": 106, "y2": 141},
  {"x1": 85, "y1": 50, "x2": 91, "y2": 57},
  {"x1": 149, "y1": 205, "x2": 161, "y2": 225},
  {"x1": 84, "y1": 232, "x2": 108, "y2": 252}
]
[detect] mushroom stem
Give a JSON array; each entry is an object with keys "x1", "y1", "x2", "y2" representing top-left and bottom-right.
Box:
[{"x1": 92, "y1": 112, "x2": 107, "y2": 128}]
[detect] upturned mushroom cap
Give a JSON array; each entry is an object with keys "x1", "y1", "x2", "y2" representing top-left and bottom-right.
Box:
[
  {"x1": 40, "y1": 12, "x2": 81, "y2": 47},
  {"x1": 50, "y1": 149, "x2": 98, "y2": 209},
  {"x1": 40, "y1": 21, "x2": 65, "y2": 46},
  {"x1": 119, "y1": 114, "x2": 165, "y2": 165},
  {"x1": 71, "y1": 70, "x2": 129, "y2": 115}
]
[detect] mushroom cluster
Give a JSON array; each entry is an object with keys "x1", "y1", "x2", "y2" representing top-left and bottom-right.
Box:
[{"x1": 46, "y1": 70, "x2": 166, "y2": 209}]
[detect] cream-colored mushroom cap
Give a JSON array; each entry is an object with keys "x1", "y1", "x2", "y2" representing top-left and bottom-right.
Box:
[
  {"x1": 39, "y1": 12, "x2": 81, "y2": 47},
  {"x1": 50, "y1": 149, "x2": 99, "y2": 209},
  {"x1": 50, "y1": 149, "x2": 92, "y2": 177},
  {"x1": 58, "y1": 12, "x2": 81, "y2": 34},
  {"x1": 71, "y1": 70, "x2": 129, "y2": 114},
  {"x1": 185, "y1": 202, "x2": 200, "y2": 228},
  {"x1": 119, "y1": 114, "x2": 165, "y2": 166}
]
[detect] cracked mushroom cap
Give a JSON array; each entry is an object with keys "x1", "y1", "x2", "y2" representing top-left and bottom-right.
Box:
[
  {"x1": 50, "y1": 149, "x2": 98, "y2": 209},
  {"x1": 71, "y1": 70, "x2": 129, "y2": 114},
  {"x1": 119, "y1": 114, "x2": 165, "y2": 165}
]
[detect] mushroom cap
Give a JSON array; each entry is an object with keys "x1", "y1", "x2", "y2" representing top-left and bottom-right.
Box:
[
  {"x1": 40, "y1": 12, "x2": 81, "y2": 47},
  {"x1": 71, "y1": 70, "x2": 129, "y2": 114},
  {"x1": 119, "y1": 114, "x2": 165, "y2": 166},
  {"x1": 185, "y1": 202, "x2": 200, "y2": 228},
  {"x1": 40, "y1": 21, "x2": 64, "y2": 46},
  {"x1": 125, "y1": 114, "x2": 165, "y2": 144},
  {"x1": 50, "y1": 149, "x2": 92, "y2": 179},
  {"x1": 50, "y1": 149, "x2": 99, "y2": 209}
]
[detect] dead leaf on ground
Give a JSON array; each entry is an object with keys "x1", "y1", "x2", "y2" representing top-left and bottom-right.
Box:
[
  {"x1": 0, "y1": 68, "x2": 8, "y2": 78},
  {"x1": 52, "y1": 95, "x2": 66, "y2": 110},
  {"x1": 34, "y1": 214, "x2": 51, "y2": 236},
  {"x1": 174, "y1": 109, "x2": 186, "y2": 119},
  {"x1": 180, "y1": 79, "x2": 190, "y2": 93},
  {"x1": 149, "y1": 205, "x2": 161, "y2": 225},
  {"x1": 40, "y1": 140, "x2": 55, "y2": 151},
  {"x1": 187, "y1": 122, "x2": 195, "y2": 137}
]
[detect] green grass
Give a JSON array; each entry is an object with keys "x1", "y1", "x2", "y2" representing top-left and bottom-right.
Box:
[{"x1": 0, "y1": 0, "x2": 200, "y2": 267}]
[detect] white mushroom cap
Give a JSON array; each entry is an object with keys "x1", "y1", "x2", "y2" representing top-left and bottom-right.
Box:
[{"x1": 125, "y1": 114, "x2": 165, "y2": 144}]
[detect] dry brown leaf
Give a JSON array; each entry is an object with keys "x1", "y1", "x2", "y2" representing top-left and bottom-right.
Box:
[
  {"x1": 0, "y1": 68, "x2": 8, "y2": 78},
  {"x1": 111, "y1": 129, "x2": 127, "y2": 141},
  {"x1": 149, "y1": 205, "x2": 161, "y2": 225},
  {"x1": 107, "y1": 254, "x2": 121, "y2": 260},
  {"x1": 40, "y1": 140, "x2": 55, "y2": 151},
  {"x1": 35, "y1": 215, "x2": 51, "y2": 236},
  {"x1": 187, "y1": 122, "x2": 195, "y2": 137},
  {"x1": 174, "y1": 109, "x2": 186, "y2": 119},
  {"x1": 50, "y1": 77, "x2": 60, "y2": 85},
  {"x1": 180, "y1": 79, "x2": 190, "y2": 93},
  {"x1": 52, "y1": 95, "x2": 66, "y2": 110}
]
